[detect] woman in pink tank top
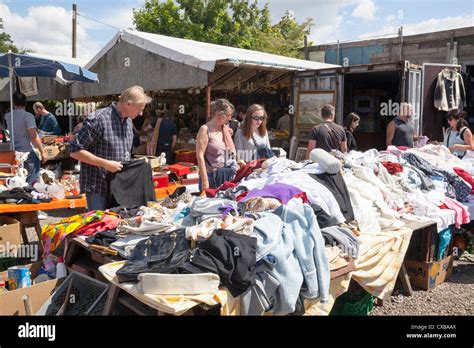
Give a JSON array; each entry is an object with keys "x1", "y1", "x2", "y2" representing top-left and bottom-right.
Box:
[{"x1": 196, "y1": 99, "x2": 238, "y2": 190}]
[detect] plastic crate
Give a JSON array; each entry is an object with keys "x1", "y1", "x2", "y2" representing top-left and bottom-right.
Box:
[
  {"x1": 330, "y1": 291, "x2": 374, "y2": 316},
  {"x1": 36, "y1": 272, "x2": 109, "y2": 316}
]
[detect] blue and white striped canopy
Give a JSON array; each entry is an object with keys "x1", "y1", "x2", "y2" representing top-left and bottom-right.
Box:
[{"x1": 0, "y1": 52, "x2": 98, "y2": 83}]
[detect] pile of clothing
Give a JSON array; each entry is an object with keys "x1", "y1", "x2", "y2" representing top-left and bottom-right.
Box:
[
  {"x1": 41, "y1": 143, "x2": 474, "y2": 315},
  {"x1": 343, "y1": 145, "x2": 471, "y2": 233},
  {"x1": 0, "y1": 187, "x2": 52, "y2": 204},
  {"x1": 41, "y1": 210, "x2": 121, "y2": 256}
]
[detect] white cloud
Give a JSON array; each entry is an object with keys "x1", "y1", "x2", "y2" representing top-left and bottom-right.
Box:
[
  {"x1": 385, "y1": 15, "x2": 396, "y2": 22},
  {"x1": 0, "y1": 3, "x2": 102, "y2": 61},
  {"x1": 79, "y1": 4, "x2": 137, "y2": 31},
  {"x1": 264, "y1": 0, "x2": 375, "y2": 45},
  {"x1": 359, "y1": 14, "x2": 474, "y2": 40},
  {"x1": 352, "y1": 0, "x2": 377, "y2": 21},
  {"x1": 0, "y1": 0, "x2": 142, "y2": 62}
]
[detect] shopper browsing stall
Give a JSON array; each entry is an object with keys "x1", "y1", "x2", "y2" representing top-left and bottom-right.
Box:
[
  {"x1": 5, "y1": 92, "x2": 47, "y2": 185},
  {"x1": 70, "y1": 86, "x2": 152, "y2": 210},
  {"x1": 228, "y1": 105, "x2": 245, "y2": 138},
  {"x1": 234, "y1": 104, "x2": 273, "y2": 161},
  {"x1": 343, "y1": 112, "x2": 360, "y2": 152},
  {"x1": 147, "y1": 110, "x2": 177, "y2": 162},
  {"x1": 306, "y1": 104, "x2": 347, "y2": 158},
  {"x1": 33, "y1": 102, "x2": 62, "y2": 135},
  {"x1": 443, "y1": 110, "x2": 474, "y2": 158},
  {"x1": 277, "y1": 107, "x2": 291, "y2": 132},
  {"x1": 196, "y1": 99, "x2": 239, "y2": 190},
  {"x1": 386, "y1": 102, "x2": 424, "y2": 148}
]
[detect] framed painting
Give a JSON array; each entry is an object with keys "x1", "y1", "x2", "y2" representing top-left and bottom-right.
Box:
[{"x1": 296, "y1": 90, "x2": 336, "y2": 127}]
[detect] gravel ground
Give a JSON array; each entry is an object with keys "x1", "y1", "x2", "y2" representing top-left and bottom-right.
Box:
[
  {"x1": 371, "y1": 260, "x2": 474, "y2": 316},
  {"x1": 32, "y1": 208, "x2": 474, "y2": 316}
]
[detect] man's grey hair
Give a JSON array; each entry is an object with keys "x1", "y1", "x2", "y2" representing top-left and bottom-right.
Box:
[
  {"x1": 119, "y1": 86, "x2": 152, "y2": 104},
  {"x1": 33, "y1": 102, "x2": 45, "y2": 111},
  {"x1": 211, "y1": 99, "x2": 234, "y2": 116}
]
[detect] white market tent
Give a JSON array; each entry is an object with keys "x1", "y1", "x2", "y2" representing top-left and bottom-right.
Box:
[
  {"x1": 85, "y1": 29, "x2": 339, "y2": 72},
  {"x1": 71, "y1": 29, "x2": 339, "y2": 100}
]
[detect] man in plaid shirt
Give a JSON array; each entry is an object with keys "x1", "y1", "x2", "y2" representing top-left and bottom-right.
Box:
[{"x1": 70, "y1": 86, "x2": 151, "y2": 210}]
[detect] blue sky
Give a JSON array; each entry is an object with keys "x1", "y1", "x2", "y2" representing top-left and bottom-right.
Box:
[{"x1": 1, "y1": 0, "x2": 473, "y2": 60}]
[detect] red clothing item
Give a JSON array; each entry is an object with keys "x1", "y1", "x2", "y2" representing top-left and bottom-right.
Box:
[
  {"x1": 232, "y1": 159, "x2": 266, "y2": 184},
  {"x1": 381, "y1": 161, "x2": 403, "y2": 174},
  {"x1": 236, "y1": 191, "x2": 248, "y2": 202},
  {"x1": 205, "y1": 181, "x2": 238, "y2": 198},
  {"x1": 292, "y1": 192, "x2": 309, "y2": 204},
  {"x1": 238, "y1": 191, "x2": 308, "y2": 204},
  {"x1": 396, "y1": 146, "x2": 411, "y2": 151},
  {"x1": 75, "y1": 215, "x2": 121, "y2": 237},
  {"x1": 438, "y1": 204, "x2": 450, "y2": 210},
  {"x1": 453, "y1": 167, "x2": 474, "y2": 193}
]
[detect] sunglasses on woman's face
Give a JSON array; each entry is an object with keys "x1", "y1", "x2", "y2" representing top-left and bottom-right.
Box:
[{"x1": 251, "y1": 116, "x2": 266, "y2": 121}]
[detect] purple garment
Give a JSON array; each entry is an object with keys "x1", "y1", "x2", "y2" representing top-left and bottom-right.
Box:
[{"x1": 242, "y1": 183, "x2": 303, "y2": 204}]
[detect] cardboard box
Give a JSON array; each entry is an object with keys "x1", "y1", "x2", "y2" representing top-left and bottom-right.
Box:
[
  {"x1": 134, "y1": 155, "x2": 162, "y2": 169},
  {"x1": 0, "y1": 262, "x2": 63, "y2": 315},
  {"x1": 404, "y1": 255, "x2": 454, "y2": 291},
  {"x1": 41, "y1": 135, "x2": 58, "y2": 144},
  {"x1": 44, "y1": 143, "x2": 69, "y2": 160},
  {"x1": 0, "y1": 216, "x2": 21, "y2": 257}
]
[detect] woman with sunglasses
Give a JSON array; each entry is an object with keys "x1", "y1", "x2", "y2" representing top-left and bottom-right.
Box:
[
  {"x1": 443, "y1": 110, "x2": 474, "y2": 159},
  {"x1": 234, "y1": 104, "x2": 272, "y2": 162},
  {"x1": 196, "y1": 99, "x2": 238, "y2": 190}
]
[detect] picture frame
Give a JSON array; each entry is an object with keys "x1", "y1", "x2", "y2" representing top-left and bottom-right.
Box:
[{"x1": 296, "y1": 90, "x2": 336, "y2": 127}]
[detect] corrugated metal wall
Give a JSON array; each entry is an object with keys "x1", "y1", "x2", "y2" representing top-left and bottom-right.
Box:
[{"x1": 325, "y1": 45, "x2": 385, "y2": 65}]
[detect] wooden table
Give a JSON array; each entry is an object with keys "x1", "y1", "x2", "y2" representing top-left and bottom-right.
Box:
[
  {"x1": 65, "y1": 237, "x2": 120, "y2": 280},
  {"x1": 0, "y1": 184, "x2": 182, "y2": 254},
  {"x1": 374, "y1": 219, "x2": 448, "y2": 306},
  {"x1": 0, "y1": 196, "x2": 87, "y2": 214},
  {"x1": 65, "y1": 235, "x2": 357, "y2": 316}
]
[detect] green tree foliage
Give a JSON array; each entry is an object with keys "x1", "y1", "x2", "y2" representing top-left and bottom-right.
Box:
[
  {"x1": 133, "y1": 1, "x2": 313, "y2": 58},
  {"x1": 0, "y1": 32, "x2": 19, "y2": 53}
]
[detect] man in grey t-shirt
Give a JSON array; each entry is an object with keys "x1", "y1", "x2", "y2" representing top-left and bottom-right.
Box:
[
  {"x1": 306, "y1": 104, "x2": 347, "y2": 158},
  {"x1": 5, "y1": 92, "x2": 46, "y2": 185}
]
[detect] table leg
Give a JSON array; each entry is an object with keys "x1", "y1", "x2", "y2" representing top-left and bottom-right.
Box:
[
  {"x1": 398, "y1": 263, "x2": 414, "y2": 296},
  {"x1": 33, "y1": 221, "x2": 43, "y2": 254},
  {"x1": 20, "y1": 224, "x2": 29, "y2": 245},
  {"x1": 64, "y1": 239, "x2": 80, "y2": 268},
  {"x1": 103, "y1": 284, "x2": 121, "y2": 315}
]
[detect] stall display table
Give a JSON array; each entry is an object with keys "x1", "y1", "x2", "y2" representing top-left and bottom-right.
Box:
[
  {"x1": 371, "y1": 219, "x2": 454, "y2": 305},
  {"x1": 0, "y1": 184, "x2": 182, "y2": 255},
  {"x1": 65, "y1": 235, "x2": 356, "y2": 316},
  {"x1": 0, "y1": 196, "x2": 87, "y2": 214}
]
